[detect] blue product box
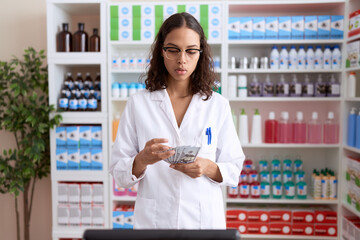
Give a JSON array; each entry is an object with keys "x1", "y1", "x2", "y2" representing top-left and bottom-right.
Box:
[
  {"x1": 56, "y1": 147, "x2": 67, "y2": 170},
  {"x1": 67, "y1": 147, "x2": 80, "y2": 170},
  {"x1": 66, "y1": 126, "x2": 79, "y2": 148},
  {"x1": 305, "y1": 16, "x2": 318, "y2": 39},
  {"x1": 266, "y1": 16, "x2": 278, "y2": 40},
  {"x1": 79, "y1": 126, "x2": 91, "y2": 147},
  {"x1": 112, "y1": 210, "x2": 134, "y2": 229},
  {"x1": 291, "y1": 16, "x2": 304, "y2": 39},
  {"x1": 91, "y1": 126, "x2": 102, "y2": 147},
  {"x1": 278, "y1": 16, "x2": 291, "y2": 39},
  {"x1": 228, "y1": 17, "x2": 240, "y2": 40},
  {"x1": 240, "y1": 17, "x2": 252, "y2": 40},
  {"x1": 91, "y1": 148, "x2": 103, "y2": 170},
  {"x1": 80, "y1": 147, "x2": 91, "y2": 170},
  {"x1": 331, "y1": 15, "x2": 344, "y2": 39},
  {"x1": 318, "y1": 15, "x2": 331, "y2": 39},
  {"x1": 253, "y1": 17, "x2": 265, "y2": 40},
  {"x1": 56, "y1": 127, "x2": 67, "y2": 147}
]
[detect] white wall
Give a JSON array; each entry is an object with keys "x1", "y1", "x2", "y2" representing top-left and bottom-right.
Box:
[{"x1": 0, "y1": 0, "x2": 51, "y2": 240}]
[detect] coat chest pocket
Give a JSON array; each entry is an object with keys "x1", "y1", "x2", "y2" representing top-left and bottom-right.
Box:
[{"x1": 199, "y1": 126, "x2": 217, "y2": 155}]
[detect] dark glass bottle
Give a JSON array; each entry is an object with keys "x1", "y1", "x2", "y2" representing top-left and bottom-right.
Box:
[
  {"x1": 57, "y1": 23, "x2": 72, "y2": 52},
  {"x1": 94, "y1": 72, "x2": 101, "y2": 90},
  {"x1": 59, "y1": 90, "x2": 69, "y2": 110},
  {"x1": 69, "y1": 90, "x2": 79, "y2": 111},
  {"x1": 73, "y1": 23, "x2": 88, "y2": 52},
  {"x1": 78, "y1": 92, "x2": 88, "y2": 111},
  {"x1": 84, "y1": 72, "x2": 93, "y2": 89},
  {"x1": 87, "y1": 90, "x2": 98, "y2": 111},
  {"x1": 89, "y1": 28, "x2": 100, "y2": 52},
  {"x1": 75, "y1": 72, "x2": 84, "y2": 90}
]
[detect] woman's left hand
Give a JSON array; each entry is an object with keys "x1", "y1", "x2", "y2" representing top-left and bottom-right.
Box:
[{"x1": 170, "y1": 157, "x2": 223, "y2": 182}]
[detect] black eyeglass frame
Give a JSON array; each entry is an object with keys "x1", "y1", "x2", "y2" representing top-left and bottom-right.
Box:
[{"x1": 162, "y1": 47, "x2": 203, "y2": 56}]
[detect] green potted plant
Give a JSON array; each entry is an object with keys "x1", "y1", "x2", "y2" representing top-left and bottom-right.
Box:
[{"x1": 0, "y1": 47, "x2": 62, "y2": 240}]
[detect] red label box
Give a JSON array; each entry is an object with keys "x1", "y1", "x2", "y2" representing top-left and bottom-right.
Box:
[
  {"x1": 247, "y1": 223, "x2": 269, "y2": 234},
  {"x1": 226, "y1": 210, "x2": 247, "y2": 222},
  {"x1": 292, "y1": 210, "x2": 315, "y2": 224},
  {"x1": 315, "y1": 224, "x2": 337, "y2": 237},
  {"x1": 269, "y1": 223, "x2": 292, "y2": 235},
  {"x1": 315, "y1": 210, "x2": 337, "y2": 224},
  {"x1": 247, "y1": 210, "x2": 269, "y2": 223},
  {"x1": 292, "y1": 224, "x2": 314, "y2": 235},
  {"x1": 226, "y1": 221, "x2": 247, "y2": 234},
  {"x1": 269, "y1": 210, "x2": 292, "y2": 223}
]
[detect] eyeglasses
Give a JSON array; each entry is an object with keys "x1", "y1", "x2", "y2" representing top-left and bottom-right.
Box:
[{"x1": 162, "y1": 47, "x2": 202, "y2": 61}]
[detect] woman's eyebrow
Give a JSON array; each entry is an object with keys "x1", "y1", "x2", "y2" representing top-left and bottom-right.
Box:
[{"x1": 164, "y1": 43, "x2": 199, "y2": 48}]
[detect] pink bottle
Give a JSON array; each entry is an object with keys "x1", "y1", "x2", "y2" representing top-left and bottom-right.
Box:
[
  {"x1": 265, "y1": 112, "x2": 279, "y2": 143},
  {"x1": 323, "y1": 112, "x2": 339, "y2": 144},
  {"x1": 113, "y1": 178, "x2": 127, "y2": 196},
  {"x1": 279, "y1": 111, "x2": 293, "y2": 143},
  {"x1": 127, "y1": 183, "x2": 138, "y2": 197},
  {"x1": 293, "y1": 111, "x2": 307, "y2": 143},
  {"x1": 308, "y1": 112, "x2": 322, "y2": 144}
]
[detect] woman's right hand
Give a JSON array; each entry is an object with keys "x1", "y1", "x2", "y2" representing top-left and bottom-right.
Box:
[{"x1": 132, "y1": 138, "x2": 175, "y2": 177}]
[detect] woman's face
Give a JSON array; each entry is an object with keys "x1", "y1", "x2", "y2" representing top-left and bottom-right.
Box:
[{"x1": 162, "y1": 26, "x2": 201, "y2": 84}]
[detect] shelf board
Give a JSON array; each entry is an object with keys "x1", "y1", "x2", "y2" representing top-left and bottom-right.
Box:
[
  {"x1": 48, "y1": 53, "x2": 106, "y2": 64},
  {"x1": 229, "y1": 97, "x2": 341, "y2": 102},
  {"x1": 343, "y1": 145, "x2": 360, "y2": 154},
  {"x1": 240, "y1": 234, "x2": 337, "y2": 239},
  {"x1": 227, "y1": 197, "x2": 338, "y2": 204},
  {"x1": 228, "y1": 39, "x2": 344, "y2": 45},
  {"x1": 344, "y1": 98, "x2": 360, "y2": 102},
  {"x1": 111, "y1": 69, "x2": 146, "y2": 73},
  {"x1": 242, "y1": 144, "x2": 340, "y2": 148},
  {"x1": 345, "y1": 66, "x2": 360, "y2": 72},
  {"x1": 51, "y1": 171, "x2": 107, "y2": 181},
  {"x1": 112, "y1": 97, "x2": 129, "y2": 102},
  {"x1": 112, "y1": 195, "x2": 137, "y2": 202},
  {"x1": 53, "y1": 112, "x2": 107, "y2": 123},
  {"x1": 348, "y1": 35, "x2": 360, "y2": 43},
  {"x1": 228, "y1": 0, "x2": 346, "y2": 5},
  {"x1": 53, "y1": 226, "x2": 105, "y2": 239},
  {"x1": 227, "y1": 69, "x2": 342, "y2": 73},
  {"x1": 342, "y1": 202, "x2": 360, "y2": 218}
]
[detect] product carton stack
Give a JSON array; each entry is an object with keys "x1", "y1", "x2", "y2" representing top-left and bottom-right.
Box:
[
  {"x1": 346, "y1": 156, "x2": 360, "y2": 212},
  {"x1": 346, "y1": 9, "x2": 360, "y2": 68}
]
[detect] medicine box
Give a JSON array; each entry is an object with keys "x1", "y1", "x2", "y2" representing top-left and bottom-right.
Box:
[
  {"x1": 228, "y1": 17, "x2": 240, "y2": 40},
  {"x1": 163, "y1": 4, "x2": 177, "y2": 20},
  {"x1": 58, "y1": 183, "x2": 68, "y2": 204},
  {"x1": 57, "y1": 205, "x2": 69, "y2": 226},
  {"x1": 92, "y1": 205, "x2": 105, "y2": 227},
  {"x1": 247, "y1": 210, "x2": 269, "y2": 223},
  {"x1": 292, "y1": 210, "x2": 315, "y2": 224},
  {"x1": 79, "y1": 126, "x2": 91, "y2": 147},
  {"x1": 291, "y1": 16, "x2": 304, "y2": 39},
  {"x1": 68, "y1": 183, "x2": 81, "y2": 204},
  {"x1": 67, "y1": 147, "x2": 80, "y2": 170},
  {"x1": 56, "y1": 147, "x2": 67, "y2": 170},
  {"x1": 113, "y1": 206, "x2": 134, "y2": 229},
  {"x1": 240, "y1": 17, "x2": 252, "y2": 40},
  {"x1": 314, "y1": 224, "x2": 337, "y2": 237},
  {"x1": 91, "y1": 126, "x2": 102, "y2": 147},
  {"x1": 292, "y1": 224, "x2": 314, "y2": 235},
  {"x1": 56, "y1": 127, "x2": 66, "y2": 147},
  {"x1": 346, "y1": 40, "x2": 360, "y2": 68},
  {"x1": 265, "y1": 16, "x2": 278, "y2": 39},
  {"x1": 318, "y1": 15, "x2": 331, "y2": 39},
  {"x1": 331, "y1": 15, "x2": 344, "y2": 39},
  {"x1": 349, "y1": 10, "x2": 360, "y2": 38},
  {"x1": 186, "y1": 4, "x2": 200, "y2": 21},
  {"x1": 278, "y1": 16, "x2": 291, "y2": 39},
  {"x1": 80, "y1": 183, "x2": 93, "y2": 205},
  {"x1": 208, "y1": 29, "x2": 221, "y2": 42},
  {"x1": 119, "y1": 5, "x2": 131, "y2": 17},
  {"x1": 226, "y1": 209, "x2": 247, "y2": 222},
  {"x1": 81, "y1": 205, "x2": 92, "y2": 226},
  {"x1": 269, "y1": 223, "x2": 291, "y2": 235},
  {"x1": 66, "y1": 126, "x2": 79, "y2": 147},
  {"x1": 253, "y1": 17, "x2": 265, "y2": 40},
  {"x1": 91, "y1": 147, "x2": 103, "y2": 170},
  {"x1": 69, "y1": 205, "x2": 81, "y2": 226},
  {"x1": 80, "y1": 147, "x2": 91, "y2": 170},
  {"x1": 226, "y1": 221, "x2": 247, "y2": 234},
  {"x1": 93, "y1": 183, "x2": 104, "y2": 204},
  {"x1": 269, "y1": 210, "x2": 292, "y2": 223},
  {"x1": 305, "y1": 16, "x2": 318, "y2": 39},
  {"x1": 247, "y1": 223, "x2": 269, "y2": 234}
]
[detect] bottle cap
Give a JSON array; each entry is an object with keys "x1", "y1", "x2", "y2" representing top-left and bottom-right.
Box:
[
  {"x1": 254, "y1": 109, "x2": 260, "y2": 115},
  {"x1": 296, "y1": 111, "x2": 303, "y2": 121},
  {"x1": 241, "y1": 108, "x2": 246, "y2": 115},
  {"x1": 67, "y1": 72, "x2": 72, "y2": 76},
  {"x1": 86, "y1": 72, "x2": 90, "y2": 76},
  {"x1": 312, "y1": 112, "x2": 318, "y2": 120},
  {"x1": 281, "y1": 111, "x2": 289, "y2": 120},
  {"x1": 272, "y1": 45, "x2": 278, "y2": 49},
  {"x1": 308, "y1": 45, "x2": 313, "y2": 49},
  {"x1": 351, "y1": 107, "x2": 357, "y2": 114},
  {"x1": 77, "y1": 72, "x2": 82, "y2": 76},
  {"x1": 328, "y1": 112, "x2": 334, "y2": 119},
  {"x1": 281, "y1": 46, "x2": 287, "y2": 49},
  {"x1": 269, "y1": 112, "x2": 275, "y2": 120}
]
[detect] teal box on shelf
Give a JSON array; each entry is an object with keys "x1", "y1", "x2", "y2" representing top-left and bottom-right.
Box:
[
  {"x1": 228, "y1": 17, "x2": 240, "y2": 40},
  {"x1": 112, "y1": 210, "x2": 134, "y2": 229},
  {"x1": 67, "y1": 147, "x2": 80, "y2": 170},
  {"x1": 80, "y1": 147, "x2": 91, "y2": 170},
  {"x1": 253, "y1": 17, "x2": 265, "y2": 40},
  {"x1": 266, "y1": 16, "x2": 278, "y2": 39},
  {"x1": 331, "y1": 15, "x2": 344, "y2": 39},
  {"x1": 79, "y1": 126, "x2": 91, "y2": 147},
  {"x1": 240, "y1": 17, "x2": 252, "y2": 40},
  {"x1": 56, "y1": 127, "x2": 67, "y2": 147},
  {"x1": 91, "y1": 126, "x2": 102, "y2": 147},
  {"x1": 279, "y1": 16, "x2": 291, "y2": 39},
  {"x1": 91, "y1": 148, "x2": 103, "y2": 170},
  {"x1": 291, "y1": 16, "x2": 304, "y2": 39},
  {"x1": 66, "y1": 126, "x2": 79, "y2": 148},
  {"x1": 305, "y1": 16, "x2": 318, "y2": 39},
  {"x1": 318, "y1": 15, "x2": 331, "y2": 39},
  {"x1": 56, "y1": 147, "x2": 67, "y2": 170}
]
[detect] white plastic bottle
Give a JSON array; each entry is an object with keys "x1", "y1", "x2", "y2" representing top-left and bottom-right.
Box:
[
  {"x1": 251, "y1": 109, "x2": 262, "y2": 144},
  {"x1": 270, "y1": 45, "x2": 280, "y2": 70},
  {"x1": 121, "y1": 53, "x2": 129, "y2": 69},
  {"x1": 306, "y1": 46, "x2": 315, "y2": 70},
  {"x1": 331, "y1": 45, "x2": 341, "y2": 69},
  {"x1": 279, "y1": 46, "x2": 289, "y2": 70},
  {"x1": 323, "y1": 46, "x2": 332, "y2": 70},
  {"x1": 239, "y1": 108, "x2": 249, "y2": 145},
  {"x1": 314, "y1": 46, "x2": 323, "y2": 69},
  {"x1": 348, "y1": 72, "x2": 357, "y2": 98},
  {"x1": 297, "y1": 46, "x2": 306, "y2": 70},
  {"x1": 288, "y1": 45, "x2": 297, "y2": 70}
]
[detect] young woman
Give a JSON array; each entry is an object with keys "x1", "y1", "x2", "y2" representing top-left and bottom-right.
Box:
[{"x1": 110, "y1": 12, "x2": 245, "y2": 229}]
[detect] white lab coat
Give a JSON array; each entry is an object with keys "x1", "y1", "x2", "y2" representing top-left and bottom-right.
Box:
[{"x1": 110, "y1": 89, "x2": 245, "y2": 229}]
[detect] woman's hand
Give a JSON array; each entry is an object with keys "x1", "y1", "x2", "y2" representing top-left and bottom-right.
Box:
[
  {"x1": 170, "y1": 157, "x2": 223, "y2": 183},
  {"x1": 132, "y1": 138, "x2": 175, "y2": 177}
]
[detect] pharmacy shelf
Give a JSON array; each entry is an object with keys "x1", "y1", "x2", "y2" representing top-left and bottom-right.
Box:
[
  {"x1": 242, "y1": 144, "x2": 340, "y2": 148},
  {"x1": 112, "y1": 196, "x2": 137, "y2": 202},
  {"x1": 227, "y1": 198, "x2": 338, "y2": 205},
  {"x1": 51, "y1": 171, "x2": 108, "y2": 182},
  {"x1": 111, "y1": 69, "x2": 146, "y2": 73},
  {"x1": 52, "y1": 227, "x2": 104, "y2": 239},
  {"x1": 48, "y1": 53, "x2": 106, "y2": 64},
  {"x1": 343, "y1": 145, "x2": 360, "y2": 154},
  {"x1": 345, "y1": 66, "x2": 360, "y2": 72},
  {"x1": 53, "y1": 112, "x2": 107, "y2": 123},
  {"x1": 227, "y1": 0, "x2": 346, "y2": 5},
  {"x1": 344, "y1": 98, "x2": 360, "y2": 102},
  {"x1": 112, "y1": 97, "x2": 129, "y2": 102},
  {"x1": 342, "y1": 202, "x2": 360, "y2": 218},
  {"x1": 227, "y1": 69, "x2": 343, "y2": 74},
  {"x1": 229, "y1": 97, "x2": 341, "y2": 102},
  {"x1": 240, "y1": 234, "x2": 337, "y2": 240},
  {"x1": 110, "y1": 41, "x2": 222, "y2": 46},
  {"x1": 228, "y1": 40, "x2": 344, "y2": 45}
]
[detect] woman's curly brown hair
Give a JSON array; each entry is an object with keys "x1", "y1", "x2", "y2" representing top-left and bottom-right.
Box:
[{"x1": 142, "y1": 12, "x2": 218, "y2": 101}]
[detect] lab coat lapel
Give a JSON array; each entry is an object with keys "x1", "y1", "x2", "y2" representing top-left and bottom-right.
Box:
[{"x1": 179, "y1": 93, "x2": 202, "y2": 131}]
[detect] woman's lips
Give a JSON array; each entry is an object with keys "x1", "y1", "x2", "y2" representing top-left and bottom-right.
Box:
[{"x1": 175, "y1": 68, "x2": 187, "y2": 75}]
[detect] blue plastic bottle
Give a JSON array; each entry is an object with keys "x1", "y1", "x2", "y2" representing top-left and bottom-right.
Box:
[
  {"x1": 348, "y1": 108, "x2": 357, "y2": 147},
  {"x1": 356, "y1": 110, "x2": 360, "y2": 149}
]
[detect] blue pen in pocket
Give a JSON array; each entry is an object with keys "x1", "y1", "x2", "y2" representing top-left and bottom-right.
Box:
[{"x1": 206, "y1": 127, "x2": 212, "y2": 145}]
